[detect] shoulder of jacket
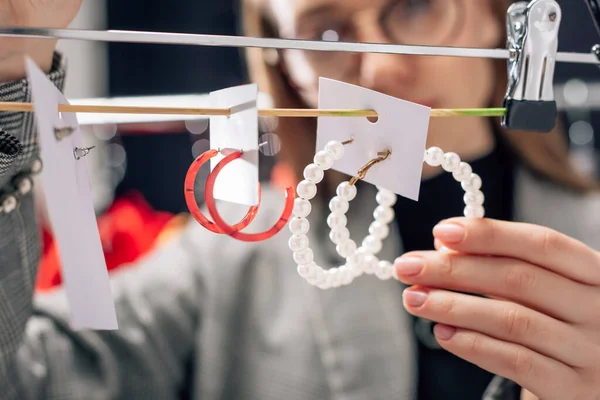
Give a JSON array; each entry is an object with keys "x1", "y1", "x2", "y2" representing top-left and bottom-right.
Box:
[
  {"x1": 178, "y1": 184, "x2": 290, "y2": 265},
  {"x1": 514, "y1": 167, "x2": 600, "y2": 249}
]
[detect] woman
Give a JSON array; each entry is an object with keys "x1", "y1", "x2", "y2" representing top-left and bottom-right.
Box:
[
  {"x1": 0, "y1": 0, "x2": 598, "y2": 399},
  {"x1": 241, "y1": 1, "x2": 600, "y2": 399}
]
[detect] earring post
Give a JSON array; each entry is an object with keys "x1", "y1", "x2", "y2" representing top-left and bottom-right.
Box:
[{"x1": 349, "y1": 149, "x2": 392, "y2": 186}]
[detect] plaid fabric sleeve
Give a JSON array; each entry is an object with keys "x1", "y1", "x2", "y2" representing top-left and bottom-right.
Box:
[
  {"x1": 0, "y1": 52, "x2": 65, "y2": 189},
  {"x1": 0, "y1": 130, "x2": 23, "y2": 179},
  {"x1": 0, "y1": 52, "x2": 67, "y2": 400},
  {"x1": 0, "y1": 52, "x2": 201, "y2": 400}
]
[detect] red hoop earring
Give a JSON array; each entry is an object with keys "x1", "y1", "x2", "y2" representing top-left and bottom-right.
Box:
[
  {"x1": 204, "y1": 151, "x2": 295, "y2": 242},
  {"x1": 184, "y1": 149, "x2": 261, "y2": 233}
]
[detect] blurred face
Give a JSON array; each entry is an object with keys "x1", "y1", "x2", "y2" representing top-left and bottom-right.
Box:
[{"x1": 267, "y1": 0, "x2": 504, "y2": 166}]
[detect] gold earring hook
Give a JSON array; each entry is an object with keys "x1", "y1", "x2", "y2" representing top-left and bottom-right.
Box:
[{"x1": 349, "y1": 149, "x2": 391, "y2": 186}]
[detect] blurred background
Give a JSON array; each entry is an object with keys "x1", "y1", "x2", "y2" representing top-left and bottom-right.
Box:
[
  {"x1": 58, "y1": 0, "x2": 600, "y2": 216},
  {"x1": 34, "y1": 0, "x2": 600, "y2": 290}
]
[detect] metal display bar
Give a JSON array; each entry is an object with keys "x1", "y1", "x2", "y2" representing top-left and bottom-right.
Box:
[{"x1": 0, "y1": 27, "x2": 597, "y2": 65}]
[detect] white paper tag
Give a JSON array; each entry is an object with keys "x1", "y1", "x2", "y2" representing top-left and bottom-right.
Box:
[
  {"x1": 316, "y1": 78, "x2": 430, "y2": 201},
  {"x1": 26, "y1": 58, "x2": 118, "y2": 330},
  {"x1": 209, "y1": 84, "x2": 259, "y2": 206}
]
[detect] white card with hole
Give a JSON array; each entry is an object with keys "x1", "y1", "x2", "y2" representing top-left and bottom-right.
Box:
[
  {"x1": 317, "y1": 78, "x2": 430, "y2": 201},
  {"x1": 26, "y1": 58, "x2": 118, "y2": 330},
  {"x1": 209, "y1": 84, "x2": 259, "y2": 206}
]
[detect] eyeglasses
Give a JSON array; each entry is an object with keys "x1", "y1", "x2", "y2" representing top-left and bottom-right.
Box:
[{"x1": 282, "y1": 0, "x2": 463, "y2": 83}]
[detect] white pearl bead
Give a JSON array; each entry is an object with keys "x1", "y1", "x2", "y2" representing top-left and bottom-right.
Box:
[
  {"x1": 464, "y1": 205, "x2": 485, "y2": 218},
  {"x1": 297, "y1": 263, "x2": 316, "y2": 279},
  {"x1": 2, "y1": 195, "x2": 17, "y2": 213},
  {"x1": 297, "y1": 180, "x2": 317, "y2": 200},
  {"x1": 331, "y1": 270, "x2": 344, "y2": 288},
  {"x1": 329, "y1": 196, "x2": 349, "y2": 214},
  {"x1": 438, "y1": 246, "x2": 451, "y2": 254},
  {"x1": 336, "y1": 239, "x2": 357, "y2": 258},
  {"x1": 424, "y1": 147, "x2": 444, "y2": 166},
  {"x1": 340, "y1": 266, "x2": 354, "y2": 285},
  {"x1": 303, "y1": 163, "x2": 324, "y2": 184},
  {"x1": 362, "y1": 235, "x2": 383, "y2": 254},
  {"x1": 336, "y1": 182, "x2": 357, "y2": 201},
  {"x1": 317, "y1": 279, "x2": 332, "y2": 290},
  {"x1": 389, "y1": 262, "x2": 399, "y2": 280},
  {"x1": 321, "y1": 270, "x2": 335, "y2": 288},
  {"x1": 463, "y1": 190, "x2": 485, "y2": 206},
  {"x1": 288, "y1": 234, "x2": 309, "y2": 252},
  {"x1": 323, "y1": 271, "x2": 334, "y2": 288},
  {"x1": 355, "y1": 247, "x2": 371, "y2": 272},
  {"x1": 352, "y1": 247, "x2": 369, "y2": 276},
  {"x1": 292, "y1": 198, "x2": 312, "y2": 218},
  {"x1": 289, "y1": 217, "x2": 310, "y2": 235},
  {"x1": 461, "y1": 173, "x2": 482, "y2": 192},
  {"x1": 375, "y1": 189, "x2": 397, "y2": 207},
  {"x1": 325, "y1": 269, "x2": 337, "y2": 283},
  {"x1": 362, "y1": 254, "x2": 378, "y2": 275},
  {"x1": 324, "y1": 140, "x2": 344, "y2": 160},
  {"x1": 329, "y1": 227, "x2": 350, "y2": 245},
  {"x1": 293, "y1": 249, "x2": 314, "y2": 265},
  {"x1": 314, "y1": 150, "x2": 334, "y2": 170},
  {"x1": 356, "y1": 246, "x2": 370, "y2": 257},
  {"x1": 442, "y1": 152, "x2": 461, "y2": 172},
  {"x1": 331, "y1": 267, "x2": 343, "y2": 286},
  {"x1": 318, "y1": 270, "x2": 329, "y2": 287},
  {"x1": 348, "y1": 267, "x2": 360, "y2": 283},
  {"x1": 347, "y1": 250, "x2": 365, "y2": 267},
  {"x1": 452, "y1": 162, "x2": 473, "y2": 182},
  {"x1": 368, "y1": 220, "x2": 390, "y2": 239},
  {"x1": 327, "y1": 213, "x2": 347, "y2": 230},
  {"x1": 310, "y1": 268, "x2": 325, "y2": 285},
  {"x1": 374, "y1": 206, "x2": 394, "y2": 224},
  {"x1": 375, "y1": 261, "x2": 393, "y2": 280}
]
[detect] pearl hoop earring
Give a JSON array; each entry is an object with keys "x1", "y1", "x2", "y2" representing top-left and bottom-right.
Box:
[
  {"x1": 289, "y1": 140, "x2": 485, "y2": 290},
  {"x1": 326, "y1": 147, "x2": 485, "y2": 260}
]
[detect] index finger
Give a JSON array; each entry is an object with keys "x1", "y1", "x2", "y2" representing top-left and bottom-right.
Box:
[{"x1": 432, "y1": 217, "x2": 600, "y2": 285}]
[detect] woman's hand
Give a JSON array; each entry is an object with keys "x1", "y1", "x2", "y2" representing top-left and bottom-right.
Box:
[
  {"x1": 394, "y1": 218, "x2": 600, "y2": 400},
  {"x1": 0, "y1": 0, "x2": 82, "y2": 80}
]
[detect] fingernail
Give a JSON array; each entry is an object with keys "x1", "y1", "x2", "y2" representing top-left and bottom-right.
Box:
[
  {"x1": 434, "y1": 324, "x2": 456, "y2": 340},
  {"x1": 395, "y1": 256, "x2": 423, "y2": 276},
  {"x1": 403, "y1": 289, "x2": 428, "y2": 307},
  {"x1": 433, "y1": 223, "x2": 465, "y2": 243}
]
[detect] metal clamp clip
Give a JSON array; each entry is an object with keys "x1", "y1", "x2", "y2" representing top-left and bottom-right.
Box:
[
  {"x1": 502, "y1": 0, "x2": 561, "y2": 133},
  {"x1": 584, "y1": 0, "x2": 600, "y2": 65}
]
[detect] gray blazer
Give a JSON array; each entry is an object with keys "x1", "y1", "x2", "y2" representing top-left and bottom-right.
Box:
[{"x1": 1, "y1": 53, "x2": 598, "y2": 400}]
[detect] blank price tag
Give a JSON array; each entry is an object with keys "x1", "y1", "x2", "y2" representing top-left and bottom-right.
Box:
[
  {"x1": 316, "y1": 78, "x2": 430, "y2": 201},
  {"x1": 209, "y1": 84, "x2": 259, "y2": 206},
  {"x1": 26, "y1": 58, "x2": 118, "y2": 330}
]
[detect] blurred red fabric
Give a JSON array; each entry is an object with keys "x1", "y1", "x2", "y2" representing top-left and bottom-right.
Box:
[
  {"x1": 36, "y1": 161, "x2": 296, "y2": 292},
  {"x1": 36, "y1": 191, "x2": 176, "y2": 291}
]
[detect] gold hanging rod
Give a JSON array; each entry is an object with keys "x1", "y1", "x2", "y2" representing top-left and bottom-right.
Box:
[{"x1": 0, "y1": 102, "x2": 507, "y2": 118}]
